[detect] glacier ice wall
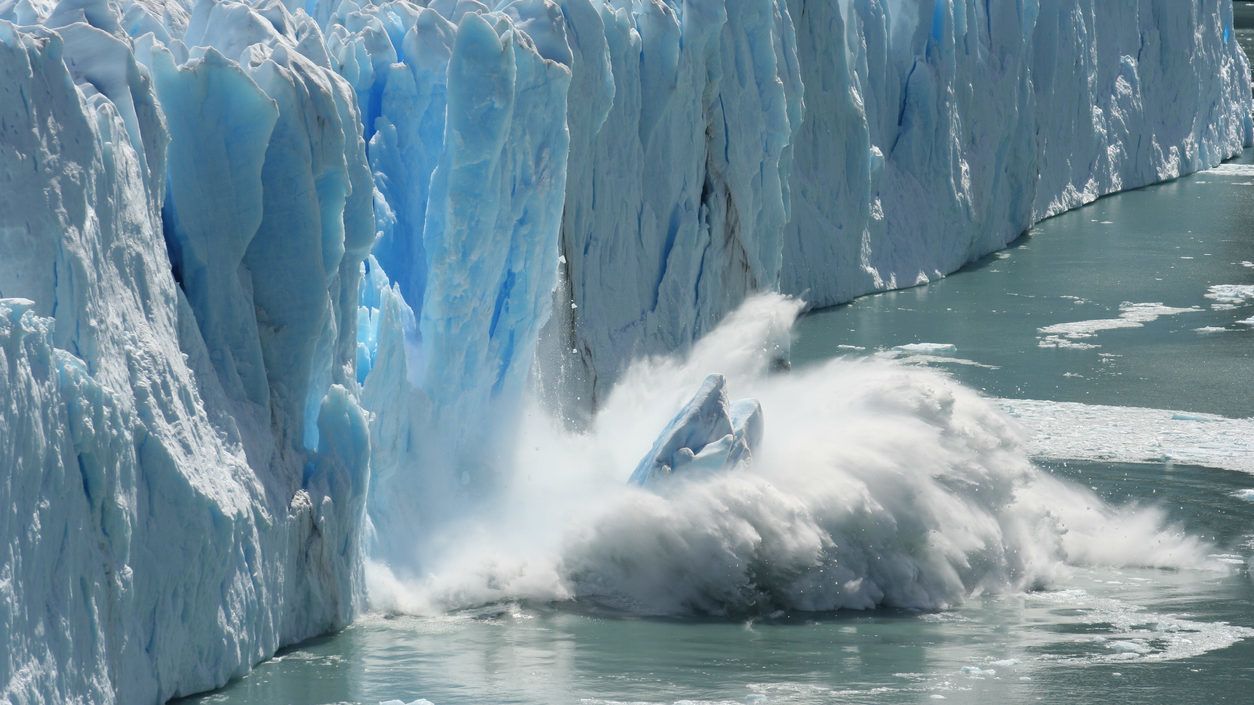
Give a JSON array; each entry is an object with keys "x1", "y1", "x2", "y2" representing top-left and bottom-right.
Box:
[
  {"x1": 780, "y1": 0, "x2": 1254, "y2": 309},
  {"x1": 0, "y1": 5, "x2": 371, "y2": 704},
  {"x1": 1, "y1": 0, "x2": 1251, "y2": 703},
  {"x1": 322, "y1": 3, "x2": 574, "y2": 567},
  {"x1": 550, "y1": 0, "x2": 1253, "y2": 405}
]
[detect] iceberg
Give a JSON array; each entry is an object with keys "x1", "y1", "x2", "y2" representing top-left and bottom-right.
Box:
[{"x1": 0, "y1": 0, "x2": 1250, "y2": 702}]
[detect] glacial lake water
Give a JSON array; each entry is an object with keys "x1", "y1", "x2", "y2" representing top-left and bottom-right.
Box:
[{"x1": 184, "y1": 156, "x2": 1254, "y2": 705}]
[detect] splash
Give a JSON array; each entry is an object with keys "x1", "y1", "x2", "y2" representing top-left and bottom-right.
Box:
[{"x1": 368, "y1": 295, "x2": 1215, "y2": 617}]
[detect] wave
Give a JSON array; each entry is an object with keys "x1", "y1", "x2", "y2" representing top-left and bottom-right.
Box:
[{"x1": 367, "y1": 295, "x2": 1216, "y2": 617}]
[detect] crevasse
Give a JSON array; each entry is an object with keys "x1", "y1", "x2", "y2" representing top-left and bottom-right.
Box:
[{"x1": 0, "y1": 0, "x2": 1249, "y2": 703}]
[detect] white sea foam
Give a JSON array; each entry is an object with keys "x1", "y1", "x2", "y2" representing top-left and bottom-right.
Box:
[
  {"x1": 368, "y1": 296, "x2": 1218, "y2": 617},
  {"x1": 1028, "y1": 588, "x2": 1254, "y2": 664},
  {"x1": 875, "y1": 346, "x2": 1000, "y2": 369}
]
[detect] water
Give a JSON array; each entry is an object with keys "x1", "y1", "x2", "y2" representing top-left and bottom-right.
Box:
[
  {"x1": 184, "y1": 158, "x2": 1254, "y2": 704},
  {"x1": 1237, "y1": 2, "x2": 1254, "y2": 76},
  {"x1": 792, "y1": 158, "x2": 1254, "y2": 418},
  {"x1": 185, "y1": 463, "x2": 1254, "y2": 705}
]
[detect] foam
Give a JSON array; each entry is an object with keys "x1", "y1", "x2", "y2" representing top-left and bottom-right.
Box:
[
  {"x1": 1029, "y1": 587, "x2": 1254, "y2": 664},
  {"x1": 368, "y1": 296, "x2": 1218, "y2": 617}
]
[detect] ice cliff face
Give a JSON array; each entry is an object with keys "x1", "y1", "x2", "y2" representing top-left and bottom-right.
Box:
[
  {"x1": 0, "y1": 6, "x2": 370, "y2": 704},
  {"x1": 0, "y1": 0, "x2": 1250, "y2": 703},
  {"x1": 780, "y1": 0, "x2": 1254, "y2": 311},
  {"x1": 551, "y1": 0, "x2": 1254, "y2": 406}
]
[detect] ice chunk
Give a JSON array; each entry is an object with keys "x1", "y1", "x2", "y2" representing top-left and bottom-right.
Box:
[
  {"x1": 629, "y1": 374, "x2": 763, "y2": 487},
  {"x1": 1037, "y1": 302, "x2": 1201, "y2": 349},
  {"x1": 1205, "y1": 284, "x2": 1254, "y2": 309}
]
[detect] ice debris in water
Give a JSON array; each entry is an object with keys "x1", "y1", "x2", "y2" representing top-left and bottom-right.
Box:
[
  {"x1": 1037, "y1": 302, "x2": 1201, "y2": 348},
  {"x1": 1205, "y1": 284, "x2": 1254, "y2": 309},
  {"x1": 628, "y1": 373, "x2": 763, "y2": 487}
]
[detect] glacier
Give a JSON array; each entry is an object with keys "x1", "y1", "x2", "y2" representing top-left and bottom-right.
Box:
[{"x1": 0, "y1": 0, "x2": 1250, "y2": 703}]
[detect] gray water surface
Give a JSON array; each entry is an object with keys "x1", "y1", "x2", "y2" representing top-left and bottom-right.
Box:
[
  {"x1": 792, "y1": 155, "x2": 1254, "y2": 417},
  {"x1": 184, "y1": 158, "x2": 1254, "y2": 705},
  {"x1": 184, "y1": 463, "x2": 1254, "y2": 705}
]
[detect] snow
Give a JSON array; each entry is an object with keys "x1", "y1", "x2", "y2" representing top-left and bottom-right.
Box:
[{"x1": 0, "y1": 0, "x2": 1251, "y2": 703}]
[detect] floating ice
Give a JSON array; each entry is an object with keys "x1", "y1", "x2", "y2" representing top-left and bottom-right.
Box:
[
  {"x1": 999, "y1": 399, "x2": 1254, "y2": 474},
  {"x1": 1038, "y1": 302, "x2": 1201, "y2": 348},
  {"x1": 1205, "y1": 163, "x2": 1254, "y2": 177},
  {"x1": 875, "y1": 345, "x2": 999, "y2": 369},
  {"x1": 894, "y1": 343, "x2": 958, "y2": 353},
  {"x1": 1205, "y1": 284, "x2": 1254, "y2": 309}
]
